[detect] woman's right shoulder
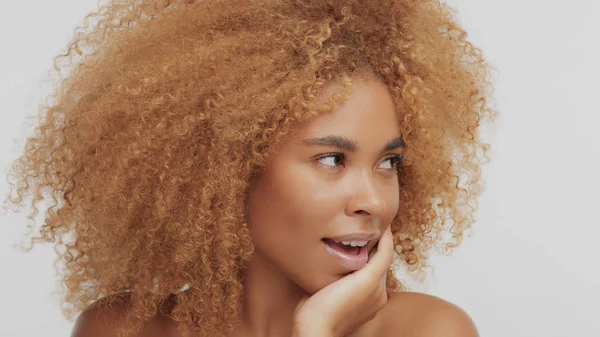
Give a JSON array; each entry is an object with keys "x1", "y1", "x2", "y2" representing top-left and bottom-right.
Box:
[{"x1": 70, "y1": 292, "x2": 177, "y2": 337}]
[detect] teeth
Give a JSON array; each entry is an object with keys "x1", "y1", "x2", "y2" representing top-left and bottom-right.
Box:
[{"x1": 335, "y1": 240, "x2": 368, "y2": 247}]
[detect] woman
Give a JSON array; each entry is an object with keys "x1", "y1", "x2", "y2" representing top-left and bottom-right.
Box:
[{"x1": 2, "y1": 0, "x2": 496, "y2": 336}]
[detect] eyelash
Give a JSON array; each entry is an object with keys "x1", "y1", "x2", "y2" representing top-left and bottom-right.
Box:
[{"x1": 316, "y1": 153, "x2": 403, "y2": 171}]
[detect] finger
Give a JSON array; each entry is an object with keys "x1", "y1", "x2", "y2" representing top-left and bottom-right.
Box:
[
  {"x1": 379, "y1": 271, "x2": 387, "y2": 288},
  {"x1": 380, "y1": 272, "x2": 388, "y2": 296},
  {"x1": 367, "y1": 241, "x2": 378, "y2": 261},
  {"x1": 293, "y1": 295, "x2": 310, "y2": 317},
  {"x1": 357, "y1": 226, "x2": 394, "y2": 279}
]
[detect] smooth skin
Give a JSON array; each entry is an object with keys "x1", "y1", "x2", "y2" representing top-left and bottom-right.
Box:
[
  {"x1": 71, "y1": 76, "x2": 478, "y2": 337},
  {"x1": 291, "y1": 225, "x2": 394, "y2": 337}
]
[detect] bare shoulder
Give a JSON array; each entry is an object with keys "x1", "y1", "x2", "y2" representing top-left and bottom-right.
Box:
[
  {"x1": 377, "y1": 291, "x2": 479, "y2": 337},
  {"x1": 70, "y1": 292, "x2": 174, "y2": 337}
]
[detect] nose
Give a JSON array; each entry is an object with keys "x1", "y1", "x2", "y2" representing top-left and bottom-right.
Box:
[{"x1": 345, "y1": 170, "x2": 387, "y2": 217}]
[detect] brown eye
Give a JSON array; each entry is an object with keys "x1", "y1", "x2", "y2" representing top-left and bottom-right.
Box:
[
  {"x1": 379, "y1": 155, "x2": 403, "y2": 170},
  {"x1": 317, "y1": 153, "x2": 345, "y2": 168}
]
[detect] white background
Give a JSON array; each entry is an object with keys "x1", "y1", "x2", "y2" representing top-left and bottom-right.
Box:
[{"x1": 1, "y1": 1, "x2": 598, "y2": 336}]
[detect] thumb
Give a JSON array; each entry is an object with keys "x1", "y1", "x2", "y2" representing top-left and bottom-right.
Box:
[{"x1": 294, "y1": 295, "x2": 310, "y2": 317}]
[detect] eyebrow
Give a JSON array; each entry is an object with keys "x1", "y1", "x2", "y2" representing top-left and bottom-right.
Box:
[{"x1": 302, "y1": 135, "x2": 405, "y2": 153}]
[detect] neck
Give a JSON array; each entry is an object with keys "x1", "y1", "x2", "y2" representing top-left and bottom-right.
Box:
[{"x1": 233, "y1": 252, "x2": 307, "y2": 337}]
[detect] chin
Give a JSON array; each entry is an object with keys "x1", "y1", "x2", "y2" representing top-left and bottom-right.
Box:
[{"x1": 294, "y1": 271, "x2": 346, "y2": 295}]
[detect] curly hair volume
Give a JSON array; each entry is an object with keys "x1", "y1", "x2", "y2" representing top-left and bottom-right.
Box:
[{"x1": 2, "y1": 0, "x2": 496, "y2": 336}]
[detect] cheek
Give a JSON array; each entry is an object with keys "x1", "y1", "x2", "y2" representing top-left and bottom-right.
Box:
[
  {"x1": 246, "y1": 170, "x2": 319, "y2": 243},
  {"x1": 245, "y1": 172, "x2": 337, "y2": 283},
  {"x1": 385, "y1": 183, "x2": 400, "y2": 219},
  {"x1": 388, "y1": 199, "x2": 400, "y2": 222},
  {"x1": 262, "y1": 163, "x2": 343, "y2": 222},
  {"x1": 245, "y1": 166, "x2": 347, "y2": 259}
]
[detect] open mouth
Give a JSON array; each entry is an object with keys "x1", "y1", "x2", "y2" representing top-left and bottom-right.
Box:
[
  {"x1": 321, "y1": 238, "x2": 369, "y2": 271},
  {"x1": 322, "y1": 238, "x2": 364, "y2": 255}
]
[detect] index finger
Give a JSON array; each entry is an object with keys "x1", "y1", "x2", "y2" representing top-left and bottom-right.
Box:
[{"x1": 355, "y1": 226, "x2": 394, "y2": 280}]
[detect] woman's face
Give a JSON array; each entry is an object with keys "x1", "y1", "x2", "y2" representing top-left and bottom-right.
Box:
[{"x1": 245, "y1": 76, "x2": 403, "y2": 294}]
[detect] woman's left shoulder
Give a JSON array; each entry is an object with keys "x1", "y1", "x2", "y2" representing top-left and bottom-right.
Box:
[{"x1": 376, "y1": 291, "x2": 480, "y2": 337}]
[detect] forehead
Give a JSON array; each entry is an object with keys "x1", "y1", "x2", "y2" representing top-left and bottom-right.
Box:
[{"x1": 294, "y1": 77, "x2": 400, "y2": 142}]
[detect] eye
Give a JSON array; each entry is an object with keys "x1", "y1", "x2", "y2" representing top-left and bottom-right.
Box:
[
  {"x1": 379, "y1": 155, "x2": 403, "y2": 170},
  {"x1": 316, "y1": 153, "x2": 345, "y2": 168},
  {"x1": 316, "y1": 153, "x2": 403, "y2": 171}
]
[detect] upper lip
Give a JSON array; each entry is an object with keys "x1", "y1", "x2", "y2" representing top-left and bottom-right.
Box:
[{"x1": 325, "y1": 232, "x2": 380, "y2": 242}]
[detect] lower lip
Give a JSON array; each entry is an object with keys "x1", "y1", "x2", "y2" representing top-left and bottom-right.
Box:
[{"x1": 322, "y1": 239, "x2": 368, "y2": 271}]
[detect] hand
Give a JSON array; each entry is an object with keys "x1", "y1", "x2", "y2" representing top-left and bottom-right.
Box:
[{"x1": 292, "y1": 225, "x2": 394, "y2": 337}]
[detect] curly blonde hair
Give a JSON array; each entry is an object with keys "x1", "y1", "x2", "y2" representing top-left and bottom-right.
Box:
[{"x1": 2, "y1": 0, "x2": 496, "y2": 336}]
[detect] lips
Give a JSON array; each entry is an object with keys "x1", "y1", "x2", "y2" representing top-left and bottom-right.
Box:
[
  {"x1": 322, "y1": 239, "x2": 369, "y2": 271},
  {"x1": 326, "y1": 232, "x2": 379, "y2": 242},
  {"x1": 321, "y1": 231, "x2": 380, "y2": 271}
]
